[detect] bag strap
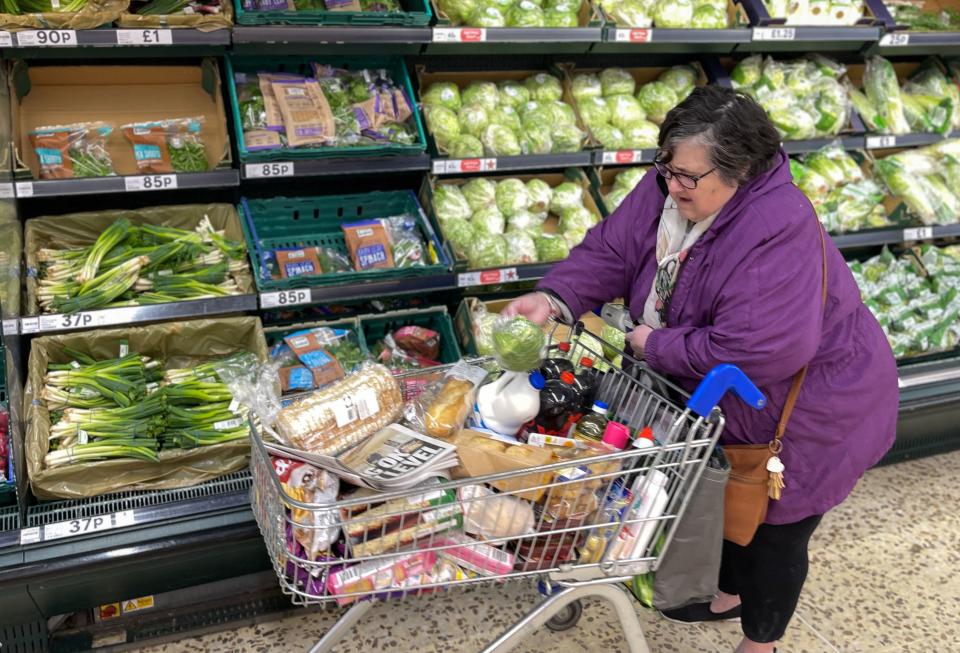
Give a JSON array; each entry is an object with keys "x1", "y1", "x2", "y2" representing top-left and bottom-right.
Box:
[{"x1": 771, "y1": 224, "x2": 829, "y2": 449}]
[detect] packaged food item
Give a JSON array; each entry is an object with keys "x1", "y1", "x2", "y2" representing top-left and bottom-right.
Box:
[
  {"x1": 393, "y1": 326, "x2": 440, "y2": 360},
  {"x1": 273, "y1": 362, "x2": 403, "y2": 455},
  {"x1": 342, "y1": 481, "x2": 456, "y2": 539},
  {"x1": 347, "y1": 501, "x2": 463, "y2": 558},
  {"x1": 539, "y1": 342, "x2": 575, "y2": 380},
  {"x1": 405, "y1": 361, "x2": 488, "y2": 439},
  {"x1": 572, "y1": 401, "x2": 610, "y2": 443},
  {"x1": 272, "y1": 79, "x2": 336, "y2": 148},
  {"x1": 381, "y1": 215, "x2": 428, "y2": 268},
  {"x1": 259, "y1": 73, "x2": 303, "y2": 133},
  {"x1": 236, "y1": 72, "x2": 268, "y2": 133},
  {"x1": 543, "y1": 465, "x2": 601, "y2": 521},
  {"x1": 123, "y1": 117, "x2": 208, "y2": 174},
  {"x1": 342, "y1": 220, "x2": 395, "y2": 271},
  {"x1": 459, "y1": 484, "x2": 535, "y2": 540},
  {"x1": 244, "y1": 130, "x2": 284, "y2": 152},
  {"x1": 532, "y1": 370, "x2": 583, "y2": 435},
  {"x1": 327, "y1": 550, "x2": 437, "y2": 605},
  {"x1": 430, "y1": 532, "x2": 515, "y2": 577},
  {"x1": 451, "y1": 429, "x2": 553, "y2": 501},
  {"x1": 30, "y1": 122, "x2": 115, "y2": 179},
  {"x1": 275, "y1": 247, "x2": 323, "y2": 279},
  {"x1": 272, "y1": 456, "x2": 341, "y2": 561},
  {"x1": 284, "y1": 329, "x2": 347, "y2": 389},
  {"x1": 279, "y1": 365, "x2": 316, "y2": 393},
  {"x1": 515, "y1": 508, "x2": 587, "y2": 572}
]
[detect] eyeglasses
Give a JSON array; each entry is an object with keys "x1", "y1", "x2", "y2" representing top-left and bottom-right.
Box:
[{"x1": 654, "y1": 160, "x2": 717, "y2": 190}]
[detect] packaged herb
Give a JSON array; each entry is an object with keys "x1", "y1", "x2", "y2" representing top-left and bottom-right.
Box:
[
  {"x1": 122, "y1": 117, "x2": 209, "y2": 174},
  {"x1": 30, "y1": 122, "x2": 116, "y2": 179}
]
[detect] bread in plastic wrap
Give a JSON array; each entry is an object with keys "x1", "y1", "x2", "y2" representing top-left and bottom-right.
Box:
[{"x1": 274, "y1": 362, "x2": 403, "y2": 456}]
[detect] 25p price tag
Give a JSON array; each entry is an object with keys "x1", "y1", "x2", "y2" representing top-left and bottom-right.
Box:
[
  {"x1": 116, "y1": 29, "x2": 173, "y2": 45},
  {"x1": 879, "y1": 32, "x2": 909, "y2": 47},
  {"x1": 125, "y1": 175, "x2": 177, "y2": 192},
  {"x1": 245, "y1": 162, "x2": 295, "y2": 178},
  {"x1": 261, "y1": 289, "x2": 311, "y2": 309},
  {"x1": 16, "y1": 30, "x2": 77, "y2": 47}
]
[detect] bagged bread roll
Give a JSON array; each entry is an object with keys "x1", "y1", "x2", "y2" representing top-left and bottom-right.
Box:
[
  {"x1": 274, "y1": 362, "x2": 403, "y2": 455},
  {"x1": 405, "y1": 361, "x2": 488, "y2": 439}
]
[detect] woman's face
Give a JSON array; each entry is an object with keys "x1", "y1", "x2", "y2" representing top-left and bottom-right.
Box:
[{"x1": 661, "y1": 139, "x2": 739, "y2": 222}]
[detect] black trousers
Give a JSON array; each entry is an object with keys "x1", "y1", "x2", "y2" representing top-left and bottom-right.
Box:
[{"x1": 718, "y1": 514, "x2": 823, "y2": 643}]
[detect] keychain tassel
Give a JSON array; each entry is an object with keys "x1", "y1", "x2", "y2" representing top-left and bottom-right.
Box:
[{"x1": 766, "y1": 455, "x2": 785, "y2": 501}]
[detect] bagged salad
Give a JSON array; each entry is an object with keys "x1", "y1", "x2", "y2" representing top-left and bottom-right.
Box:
[
  {"x1": 123, "y1": 117, "x2": 209, "y2": 174},
  {"x1": 30, "y1": 122, "x2": 116, "y2": 179}
]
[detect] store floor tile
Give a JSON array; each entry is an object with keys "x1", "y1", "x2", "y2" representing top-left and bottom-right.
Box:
[{"x1": 134, "y1": 450, "x2": 960, "y2": 653}]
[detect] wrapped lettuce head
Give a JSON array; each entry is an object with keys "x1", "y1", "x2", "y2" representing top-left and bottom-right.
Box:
[
  {"x1": 731, "y1": 55, "x2": 762, "y2": 89},
  {"x1": 507, "y1": 208, "x2": 547, "y2": 236},
  {"x1": 508, "y1": 0, "x2": 546, "y2": 25},
  {"x1": 496, "y1": 178, "x2": 531, "y2": 216},
  {"x1": 437, "y1": 0, "x2": 478, "y2": 22},
  {"x1": 691, "y1": 3, "x2": 728, "y2": 28},
  {"x1": 608, "y1": 0, "x2": 652, "y2": 27},
  {"x1": 489, "y1": 105, "x2": 522, "y2": 133},
  {"x1": 659, "y1": 65, "x2": 698, "y2": 96},
  {"x1": 449, "y1": 134, "x2": 484, "y2": 158},
  {"x1": 572, "y1": 73, "x2": 603, "y2": 102},
  {"x1": 550, "y1": 181, "x2": 584, "y2": 213},
  {"x1": 433, "y1": 184, "x2": 473, "y2": 223},
  {"x1": 492, "y1": 316, "x2": 546, "y2": 372},
  {"x1": 564, "y1": 228, "x2": 587, "y2": 248},
  {"x1": 577, "y1": 96, "x2": 613, "y2": 130},
  {"x1": 525, "y1": 73, "x2": 564, "y2": 102},
  {"x1": 472, "y1": 206, "x2": 507, "y2": 235},
  {"x1": 443, "y1": 218, "x2": 476, "y2": 258},
  {"x1": 622, "y1": 121, "x2": 659, "y2": 149},
  {"x1": 498, "y1": 80, "x2": 532, "y2": 109},
  {"x1": 544, "y1": 8, "x2": 579, "y2": 26},
  {"x1": 474, "y1": 309, "x2": 499, "y2": 356},
  {"x1": 548, "y1": 100, "x2": 578, "y2": 126},
  {"x1": 636, "y1": 81, "x2": 679, "y2": 125},
  {"x1": 550, "y1": 123, "x2": 586, "y2": 153},
  {"x1": 653, "y1": 0, "x2": 693, "y2": 27},
  {"x1": 504, "y1": 231, "x2": 539, "y2": 264},
  {"x1": 535, "y1": 232, "x2": 571, "y2": 262},
  {"x1": 424, "y1": 105, "x2": 461, "y2": 149},
  {"x1": 606, "y1": 93, "x2": 647, "y2": 130},
  {"x1": 458, "y1": 104, "x2": 490, "y2": 138},
  {"x1": 482, "y1": 124, "x2": 522, "y2": 156},
  {"x1": 525, "y1": 178, "x2": 553, "y2": 213},
  {"x1": 468, "y1": 232, "x2": 509, "y2": 268},
  {"x1": 422, "y1": 82, "x2": 462, "y2": 113},
  {"x1": 614, "y1": 166, "x2": 649, "y2": 191},
  {"x1": 559, "y1": 205, "x2": 599, "y2": 232},
  {"x1": 463, "y1": 81, "x2": 500, "y2": 112},
  {"x1": 520, "y1": 123, "x2": 554, "y2": 154},
  {"x1": 462, "y1": 177, "x2": 497, "y2": 212},
  {"x1": 592, "y1": 124, "x2": 625, "y2": 149},
  {"x1": 605, "y1": 187, "x2": 631, "y2": 211},
  {"x1": 600, "y1": 67, "x2": 637, "y2": 97},
  {"x1": 790, "y1": 159, "x2": 830, "y2": 198},
  {"x1": 469, "y1": 5, "x2": 508, "y2": 26}
]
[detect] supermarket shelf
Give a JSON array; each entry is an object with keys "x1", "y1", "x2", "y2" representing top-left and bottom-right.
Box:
[
  {"x1": 595, "y1": 27, "x2": 751, "y2": 54},
  {"x1": 17, "y1": 295, "x2": 258, "y2": 336},
  {"x1": 738, "y1": 25, "x2": 882, "y2": 51},
  {"x1": 13, "y1": 170, "x2": 240, "y2": 199},
  {"x1": 0, "y1": 28, "x2": 229, "y2": 49},
  {"x1": 430, "y1": 152, "x2": 592, "y2": 176},
  {"x1": 232, "y1": 25, "x2": 431, "y2": 45},
  {"x1": 861, "y1": 131, "x2": 960, "y2": 150},
  {"x1": 241, "y1": 154, "x2": 430, "y2": 180},
  {"x1": 593, "y1": 149, "x2": 657, "y2": 165},
  {"x1": 832, "y1": 224, "x2": 960, "y2": 249},
  {"x1": 782, "y1": 136, "x2": 866, "y2": 155},
  {"x1": 871, "y1": 30, "x2": 960, "y2": 57},
  {"x1": 424, "y1": 26, "x2": 601, "y2": 54}
]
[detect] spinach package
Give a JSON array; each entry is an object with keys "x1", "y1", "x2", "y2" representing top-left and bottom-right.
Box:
[
  {"x1": 123, "y1": 117, "x2": 209, "y2": 174},
  {"x1": 30, "y1": 122, "x2": 116, "y2": 180}
]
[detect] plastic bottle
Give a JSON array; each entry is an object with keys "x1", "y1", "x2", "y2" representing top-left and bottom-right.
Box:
[
  {"x1": 572, "y1": 401, "x2": 610, "y2": 443},
  {"x1": 540, "y1": 342, "x2": 575, "y2": 380},
  {"x1": 575, "y1": 357, "x2": 604, "y2": 411},
  {"x1": 533, "y1": 370, "x2": 582, "y2": 433},
  {"x1": 476, "y1": 370, "x2": 545, "y2": 436},
  {"x1": 601, "y1": 421, "x2": 631, "y2": 451},
  {"x1": 605, "y1": 470, "x2": 670, "y2": 574},
  {"x1": 633, "y1": 426, "x2": 656, "y2": 449}
]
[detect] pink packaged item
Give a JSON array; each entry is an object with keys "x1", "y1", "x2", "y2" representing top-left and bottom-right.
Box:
[
  {"x1": 429, "y1": 532, "x2": 515, "y2": 577},
  {"x1": 327, "y1": 550, "x2": 437, "y2": 605}
]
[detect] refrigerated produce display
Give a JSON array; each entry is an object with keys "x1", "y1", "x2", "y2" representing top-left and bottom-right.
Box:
[{"x1": 2, "y1": 4, "x2": 960, "y2": 650}]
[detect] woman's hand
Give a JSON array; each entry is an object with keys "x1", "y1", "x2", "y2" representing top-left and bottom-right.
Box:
[
  {"x1": 626, "y1": 324, "x2": 654, "y2": 357},
  {"x1": 502, "y1": 292, "x2": 556, "y2": 326}
]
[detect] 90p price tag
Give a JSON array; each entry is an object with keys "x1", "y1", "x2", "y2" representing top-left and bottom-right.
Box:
[
  {"x1": 261, "y1": 289, "x2": 312, "y2": 309},
  {"x1": 245, "y1": 162, "x2": 295, "y2": 178},
  {"x1": 125, "y1": 175, "x2": 177, "y2": 192},
  {"x1": 116, "y1": 29, "x2": 173, "y2": 45},
  {"x1": 16, "y1": 30, "x2": 77, "y2": 47}
]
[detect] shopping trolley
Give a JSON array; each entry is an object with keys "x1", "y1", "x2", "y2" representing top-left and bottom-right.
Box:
[{"x1": 250, "y1": 324, "x2": 765, "y2": 653}]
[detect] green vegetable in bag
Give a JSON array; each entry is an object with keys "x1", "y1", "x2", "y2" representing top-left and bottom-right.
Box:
[
  {"x1": 492, "y1": 316, "x2": 546, "y2": 371},
  {"x1": 422, "y1": 82, "x2": 463, "y2": 113},
  {"x1": 449, "y1": 135, "x2": 484, "y2": 158},
  {"x1": 462, "y1": 178, "x2": 497, "y2": 212},
  {"x1": 535, "y1": 232, "x2": 571, "y2": 261},
  {"x1": 433, "y1": 184, "x2": 473, "y2": 223}
]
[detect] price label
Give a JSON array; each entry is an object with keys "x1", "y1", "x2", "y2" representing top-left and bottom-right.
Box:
[
  {"x1": 20, "y1": 527, "x2": 41, "y2": 545},
  {"x1": 457, "y1": 267, "x2": 519, "y2": 287},
  {"x1": 20, "y1": 317, "x2": 39, "y2": 334},
  {"x1": 0, "y1": 183, "x2": 14, "y2": 199},
  {"x1": 16, "y1": 30, "x2": 77, "y2": 47},
  {"x1": 2, "y1": 318, "x2": 17, "y2": 336},
  {"x1": 866, "y1": 135, "x2": 896, "y2": 149},
  {"x1": 245, "y1": 162, "x2": 295, "y2": 178},
  {"x1": 116, "y1": 29, "x2": 173, "y2": 45},
  {"x1": 903, "y1": 227, "x2": 934, "y2": 241},
  {"x1": 261, "y1": 289, "x2": 311, "y2": 309},
  {"x1": 40, "y1": 312, "x2": 101, "y2": 331},
  {"x1": 0, "y1": 31, "x2": 13, "y2": 48},
  {"x1": 613, "y1": 28, "x2": 652, "y2": 43},
  {"x1": 432, "y1": 27, "x2": 487, "y2": 42},
  {"x1": 431, "y1": 158, "x2": 498, "y2": 174},
  {"x1": 43, "y1": 510, "x2": 136, "y2": 542},
  {"x1": 601, "y1": 150, "x2": 648, "y2": 164},
  {"x1": 752, "y1": 27, "x2": 796, "y2": 41},
  {"x1": 879, "y1": 32, "x2": 909, "y2": 47},
  {"x1": 125, "y1": 174, "x2": 177, "y2": 192},
  {"x1": 15, "y1": 181, "x2": 34, "y2": 197}
]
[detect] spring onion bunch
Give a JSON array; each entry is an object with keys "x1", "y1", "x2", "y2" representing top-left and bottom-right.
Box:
[{"x1": 36, "y1": 215, "x2": 249, "y2": 314}]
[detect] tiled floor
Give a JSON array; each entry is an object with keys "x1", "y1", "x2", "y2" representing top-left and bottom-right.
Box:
[{"x1": 138, "y1": 450, "x2": 960, "y2": 653}]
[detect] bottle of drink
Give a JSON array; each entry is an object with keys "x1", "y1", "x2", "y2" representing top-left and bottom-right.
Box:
[
  {"x1": 476, "y1": 370, "x2": 545, "y2": 436},
  {"x1": 633, "y1": 426, "x2": 656, "y2": 449},
  {"x1": 533, "y1": 370, "x2": 581, "y2": 433},
  {"x1": 540, "y1": 342, "x2": 575, "y2": 380},
  {"x1": 574, "y1": 357, "x2": 603, "y2": 412},
  {"x1": 572, "y1": 401, "x2": 610, "y2": 443}
]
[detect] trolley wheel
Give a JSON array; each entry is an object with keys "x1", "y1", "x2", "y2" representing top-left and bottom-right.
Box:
[{"x1": 545, "y1": 599, "x2": 583, "y2": 632}]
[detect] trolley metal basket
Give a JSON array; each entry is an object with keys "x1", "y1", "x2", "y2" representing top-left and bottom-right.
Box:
[{"x1": 250, "y1": 325, "x2": 764, "y2": 653}]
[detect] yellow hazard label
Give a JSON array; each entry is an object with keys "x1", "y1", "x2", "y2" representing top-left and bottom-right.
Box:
[
  {"x1": 121, "y1": 596, "x2": 154, "y2": 613},
  {"x1": 98, "y1": 603, "x2": 121, "y2": 620}
]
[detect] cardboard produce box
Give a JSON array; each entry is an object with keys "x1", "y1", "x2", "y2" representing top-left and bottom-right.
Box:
[
  {"x1": 10, "y1": 59, "x2": 231, "y2": 181},
  {"x1": 0, "y1": 0, "x2": 127, "y2": 31},
  {"x1": 24, "y1": 317, "x2": 268, "y2": 500},
  {"x1": 117, "y1": 0, "x2": 233, "y2": 30}
]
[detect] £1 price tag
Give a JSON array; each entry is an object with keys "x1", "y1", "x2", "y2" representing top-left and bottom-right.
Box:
[
  {"x1": 903, "y1": 227, "x2": 934, "y2": 241},
  {"x1": 116, "y1": 29, "x2": 173, "y2": 45},
  {"x1": 261, "y1": 289, "x2": 311, "y2": 309},
  {"x1": 866, "y1": 135, "x2": 896, "y2": 149}
]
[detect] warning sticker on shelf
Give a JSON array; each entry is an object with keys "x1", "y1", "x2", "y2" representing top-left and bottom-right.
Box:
[{"x1": 121, "y1": 596, "x2": 155, "y2": 614}]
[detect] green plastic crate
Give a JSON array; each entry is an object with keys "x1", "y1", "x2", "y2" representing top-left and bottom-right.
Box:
[
  {"x1": 359, "y1": 306, "x2": 462, "y2": 365},
  {"x1": 0, "y1": 339, "x2": 14, "y2": 507},
  {"x1": 240, "y1": 191, "x2": 451, "y2": 292},
  {"x1": 226, "y1": 56, "x2": 427, "y2": 162},
  {"x1": 234, "y1": 0, "x2": 432, "y2": 26}
]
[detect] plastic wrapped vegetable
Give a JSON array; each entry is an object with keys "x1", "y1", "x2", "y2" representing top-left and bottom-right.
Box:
[
  {"x1": 507, "y1": 209, "x2": 547, "y2": 236},
  {"x1": 578, "y1": 96, "x2": 613, "y2": 131},
  {"x1": 592, "y1": 124, "x2": 625, "y2": 149},
  {"x1": 691, "y1": 3, "x2": 728, "y2": 28},
  {"x1": 605, "y1": 94, "x2": 647, "y2": 131},
  {"x1": 559, "y1": 205, "x2": 598, "y2": 232},
  {"x1": 622, "y1": 121, "x2": 660, "y2": 149},
  {"x1": 607, "y1": 0, "x2": 653, "y2": 27},
  {"x1": 492, "y1": 316, "x2": 547, "y2": 371},
  {"x1": 383, "y1": 216, "x2": 428, "y2": 268},
  {"x1": 803, "y1": 147, "x2": 857, "y2": 188},
  {"x1": 473, "y1": 308, "x2": 499, "y2": 356},
  {"x1": 482, "y1": 124, "x2": 522, "y2": 157},
  {"x1": 548, "y1": 100, "x2": 578, "y2": 126},
  {"x1": 525, "y1": 74, "x2": 564, "y2": 103},
  {"x1": 449, "y1": 135, "x2": 484, "y2": 158},
  {"x1": 605, "y1": 187, "x2": 631, "y2": 212},
  {"x1": 443, "y1": 218, "x2": 476, "y2": 258},
  {"x1": 507, "y1": 0, "x2": 546, "y2": 25},
  {"x1": 545, "y1": 7, "x2": 580, "y2": 26},
  {"x1": 572, "y1": 74, "x2": 603, "y2": 103},
  {"x1": 422, "y1": 82, "x2": 462, "y2": 113},
  {"x1": 498, "y1": 80, "x2": 531, "y2": 109},
  {"x1": 659, "y1": 65, "x2": 698, "y2": 97},
  {"x1": 496, "y1": 178, "x2": 530, "y2": 216},
  {"x1": 463, "y1": 81, "x2": 500, "y2": 112},
  {"x1": 470, "y1": 5, "x2": 508, "y2": 26},
  {"x1": 535, "y1": 232, "x2": 571, "y2": 261},
  {"x1": 863, "y1": 56, "x2": 910, "y2": 135},
  {"x1": 468, "y1": 233, "x2": 509, "y2": 268},
  {"x1": 637, "y1": 81, "x2": 680, "y2": 125},
  {"x1": 489, "y1": 105, "x2": 522, "y2": 133},
  {"x1": 425, "y1": 105, "x2": 461, "y2": 149},
  {"x1": 503, "y1": 231, "x2": 539, "y2": 264},
  {"x1": 433, "y1": 184, "x2": 473, "y2": 223},
  {"x1": 790, "y1": 159, "x2": 830, "y2": 198},
  {"x1": 614, "y1": 166, "x2": 649, "y2": 191},
  {"x1": 462, "y1": 178, "x2": 498, "y2": 212},
  {"x1": 458, "y1": 104, "x2": 490, "y2": 138},
  {"x1": 564, "y1": 228, "x2": 587, "y2": 248},
  {"x1": 526, "y1": 179, "x2": 553, "y2": 213},
  {"x1": 654, "y1": 0, "x2": 693, "y2": 27},
  {"x1": 521, "y1": 124, "x2": 554, "y2": 155},
  {"x1": 473, "y1": 206, "x2": 507, "y2": 235},
  {"x1": 550, "y1": 182, "x2": 584, "y2": 213},
  {"x1": 438, "y1": 0, "x2": 479, "y2": 21},
  {"x1": 600, "y1": 68, "x2": 636, "y2": 97},
  {"x1": 550, "y1": 124, "x2": 585, "y2": 153},
  {"x1": 731, "y1": 55, "x2": 763, "y2": 89}
]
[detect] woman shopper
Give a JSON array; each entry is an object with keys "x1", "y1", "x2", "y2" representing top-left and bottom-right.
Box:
[{"x1": 504, "y1": 85, "x2": 898, "y2": 653}]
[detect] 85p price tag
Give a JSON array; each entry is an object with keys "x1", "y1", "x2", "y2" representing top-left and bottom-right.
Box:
[
  {"x1": 261, "y1": 289, "x2": 311, "y2": 309},
  {"x1": 245, "y1": 162, "x2": 294, "y2": 178},
  {"x1": 125, "y1": 175, "x2": 177, "y2": 192}
]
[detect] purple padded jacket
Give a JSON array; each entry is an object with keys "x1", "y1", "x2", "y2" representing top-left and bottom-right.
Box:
[{"x1": 538, "y1": 150, "x2": 898, "y2": 524}]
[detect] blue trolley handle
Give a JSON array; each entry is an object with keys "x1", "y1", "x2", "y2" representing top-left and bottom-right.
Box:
[{"x1": 687, "y1": 364, "x2": 766, "y2": 417}]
